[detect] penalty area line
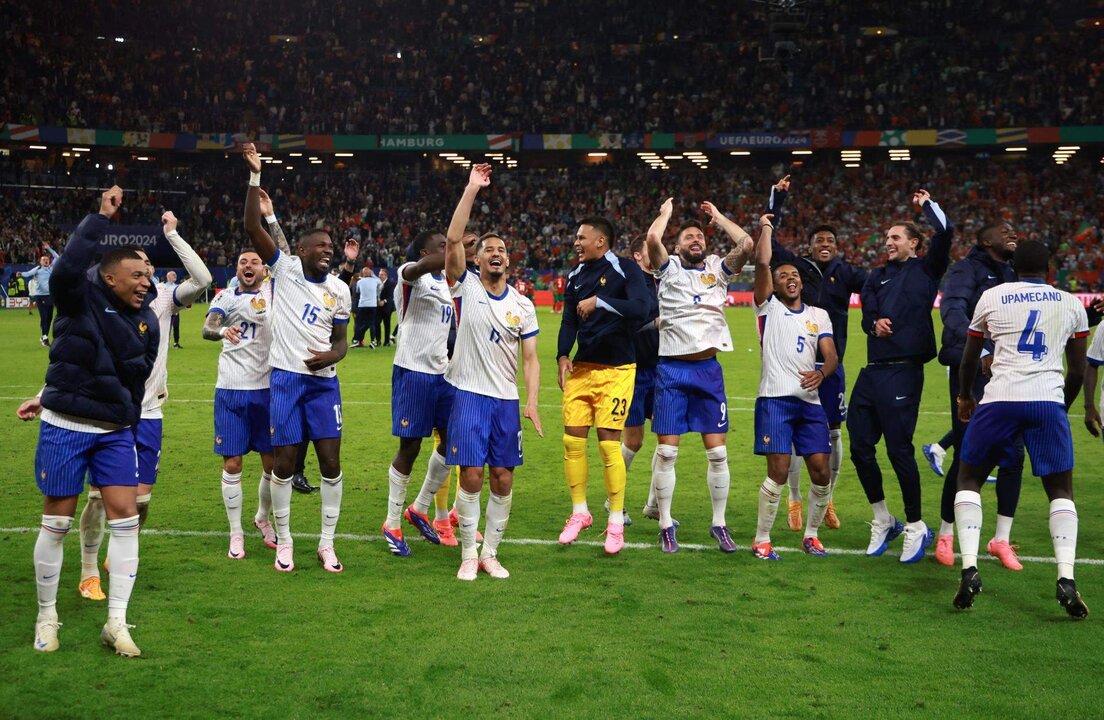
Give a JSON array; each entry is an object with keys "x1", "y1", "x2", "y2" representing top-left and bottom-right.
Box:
[{"x1": 0, "y1": 526, "x2": 1097, "y2": 566}]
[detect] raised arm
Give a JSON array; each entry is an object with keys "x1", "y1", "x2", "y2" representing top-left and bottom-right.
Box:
[
  {"x1": 160, "y1": 211, "x2": 212, "y2": 307},
  {"x1": 644, "y1": 198, "x2": 673, "y2": 271},
  {"x1": 766, "y1": 174, "x2": 790, "y2": 228},
  {"x1": 241, "y1": 144, "x2": 276, "y2": 263},
  {"x1": 42, "y1": 242, "x2": 59, "y2": 260},
  {"x1": 258, "y1": 189, "x2": 292, "y2": 256},
  {"x1": 702, "y1": 201, "x2": 755, "y2": 274},
  {"x1": 916, "y1": 189, "x2": 954, "y2": 278},
  {"x1": 753, "y1": 214, "x2": 775, "y2": 306},
  {"x1": 446, "y1": 164, "x2": 491, "y2": 283},
  {"x1": 52, "y1": 186, "x2": 122, "y2": 314},
  {"x1": 402, "y1": 240, "x2": 448, "y2": 283},
  {"x1": 521, "y1": 335, "x2": 543, "y2": 438}
]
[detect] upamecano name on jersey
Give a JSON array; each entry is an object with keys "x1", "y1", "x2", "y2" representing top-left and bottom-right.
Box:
[{"x1": 1001, "y1": 290, "x2": 1063, "y2": 304}]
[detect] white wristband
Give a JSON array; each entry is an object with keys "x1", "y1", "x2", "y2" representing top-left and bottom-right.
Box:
[
  {"x1": 249, "y1": 172, "x2": 261, "y2": 187},
  {"x1": 264, "y1": 214, "x2": 277, "y2": 225},
  {"x1": 219, "y1": 327, "x2": 228, "y2": 338}
]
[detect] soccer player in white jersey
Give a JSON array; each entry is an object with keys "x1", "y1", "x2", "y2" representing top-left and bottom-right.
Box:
[
  {"x1": 77, "y1": 210, "x2": 211, "y2": 601},
  {"x1": 750, "y1": 213, "x2": 839, "y2": 559},
  {"x1": 953, "y1": 240, "x2": 1089, "y2": 618},
  {"x1": 203, "y1": 250, "x2": 275, "y2": 560},
  {"x1": 1083, "y1": 324, "x2": 1104, "y2": 441},
  {"x1": 444, "y1": 163, "x2": 542, "y2": 581},
  {"x1": 643, "y1": 197, "x2": 755, "y2": 553},
  {"x1": 241, "y1": 143, "x2": 352, "y2": 573},
  {"x1": 378, "y1": 229, "x2": 457, "y2": 556}
]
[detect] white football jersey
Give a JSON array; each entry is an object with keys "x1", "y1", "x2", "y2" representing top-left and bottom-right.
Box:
[
  {"x1": 140, "y1": 284, "x2": 177, "y2": 419},
  {"x1": 267, "y1": 250, "x2": 352, "y2": 378},
  {"x1": 1088, "y1": 324, "x2": 1104, "y2": 415},
  {"x1": 445, "y1": 271, "x2": 538, "y2": 400},
  {"x1": 654, "y1": 254, "x2": 734, "y2": 356},
  {"x1": 208, "y1": 282, "x2": 274, "y2": 390},
  {"x1": 756, "y1": 296, "x2": 833, "y2": 403},
  {"x1": 393, "y1": 263, "x2": 453, "y2": 375},
  {"x1": 969, "y1": 280, "x2": 1089, "y2": 405}
]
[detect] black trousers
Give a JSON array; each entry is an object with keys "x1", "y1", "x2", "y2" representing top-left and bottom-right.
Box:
[
  {"x1": 171, "y1": 313, "x2": 180, "y2": 344},
  {"x1": 34, "y1": 295, "x2": 53, "y2": 337},
  {"x1": 939, "y1": 364, "x2": 1024, "y2": 524},
  {"x1": 847, "y1": 362, "x2": 925, "y2": 523},
  {"x1": 354, "y1": 307, "x2": 378, "y2": 344},
  {"x1": 378, "y1": 309, "x2": 392, "y2": 344}
]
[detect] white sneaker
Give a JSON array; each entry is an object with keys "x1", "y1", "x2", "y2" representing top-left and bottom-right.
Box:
[
  {"x1": 900, "y1": 521, "x2": 934, "y2": 563},
  {"x1": 479, "y1": 556, "x2": 510, "y2": 579},
  {"x1": 228, "y1": 533, "x2": 245, "y2": 559},
  {"x1": 101, "y1": 619, "x2": 141, "y2": 657},
  {"x1": 457, "y1": 558, "x2": 479, "y2": 581},
  {"x1": 865, "y1": 516, "x2": 904, "y2": 556},
  {"x1": 34, "y1": 618, "x2": 61, "y2": 652}
]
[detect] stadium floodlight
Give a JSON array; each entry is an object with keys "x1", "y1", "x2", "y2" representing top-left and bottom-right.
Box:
[
  {"x1": 792, "y1": 150, "x2": 813, "y2": 155},
  {"x1": 588, "y1": 152, "x2": 608, "y2": 158},
  {"x1": 663, "y1": 155, "x2": 682, "y2": 160},
  {"x1": 840, "y1": 150, "x2": 861, "y2": 155},
  {"x1": 730, "y1": 150, "x2": 751, "y2": 156},
  {"x1": 310, "y1": 159, "x2": 322, "y2": 164},
  {"x1": 62, "y1": 152, "x2": 71, "y2": 157},
  {"x1": 637, "y1": 152, "x2": 658, "y2": 157},
  {"x1": 440, "y1": 153, "x2": 459, "y2": 158},
  {"x1": 844, "y1": 163, "x2": 860, "y2": 168},
  {"x1": 107, "y1": 164, "x2": 113, "y2": 170},
  {"x1": 486, "y1": 152, "x2": 504, "y2": 157},
  {"x1": 136, "y1": 156, "x2": 149, "y2": 161},
  {"x1": 334, "y1": 152, "x2": 353, "y2": 157},
  {"x1": 1058, "y1": 146, "x2": 1080, "y2": 151},
  {"x1": 72, "y1": 147, "x2": 90, "y2": 152},
  {"x1": 28, "y1": 145, "x2": 47, "y2": 150},
  {"x1": 1004, "y1": 147, "x2": 1028, "y2": 152},
  {"x1": 289, "y1": 152, "x2": 303, "y2": 157},
  {"x1": 684, "y1": 151, "x2": 705, "y2": 156},
  {"x1": 285, "y1": 166, "x2": 293, "y2": 171},
  {"x1": 114, "y1": 37, "x2": 125, "y2": 43}
]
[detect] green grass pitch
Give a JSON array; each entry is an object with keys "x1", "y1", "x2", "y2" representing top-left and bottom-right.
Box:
[{"x1": 0, "y1": 305, "x2": 1101, "y2": 718}]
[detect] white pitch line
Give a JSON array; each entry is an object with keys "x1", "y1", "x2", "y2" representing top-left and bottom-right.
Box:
[{"x1": 0, "y1": 526, "x2": 1097, "y2": 566}]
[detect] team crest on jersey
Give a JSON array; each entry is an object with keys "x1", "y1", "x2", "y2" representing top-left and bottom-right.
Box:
[
  {"x1": 505, "y1": 311, "x2": 521, "y2": 327},
  {"x1": 138, "y1": 322, "x2": 148, "y2": 335},
  {"x1": 250, "y1": 296, "x2": 267, "y2": 314},
  {"x1": 701, "y1": 273, "x2": 717, "y2": 287},
  {"x1": 599, "y1": 275, "x2": 607, "y2": 286},
  {"x1": 216, "y1": 436, "x2": 223, "y2": 446},
  {"x1": 269, "y1": 426, "x2": 275, "y2": 436},
  {"x1": 401, "y1": 418, "x2": 409, "y2": 428},
  {"x1": 451, "y1": 445, "x2": 458, "y2": 455},
  {"x1": 40, "y1": 469, "x2": 46, "y2": 480},
  {"x1": 805, "y1": 320, "x2": 819, "y2": 335},
  {"x1": 762, "y1": 435, "x2": 771, "y2": 445},
  {"x1": 322, "y1": 292, "x2": 337, "y2": 309}
]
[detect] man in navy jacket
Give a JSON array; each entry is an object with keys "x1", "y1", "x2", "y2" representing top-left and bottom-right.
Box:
[
  {"x1": 933, "y1": 222, "x2": 1024, "y2": 569},
  {"x1": 18, "y1": 186, "x2": 159, "y2": 658},
  {"x1": 768, "y1": 176, "x2": 868, "y2": 530},
  {"x1": 848, "y1": 190, "x2": 953, "y2": 565}
]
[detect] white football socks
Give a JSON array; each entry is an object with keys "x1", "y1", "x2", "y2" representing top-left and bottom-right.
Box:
[
  {"x1": 35, "y1": 515, "x2": 72, "y2": 621},
  {"x1": 620, "y1": 444, "x2": 637, "y2": 471},
  {"x1": 652, "y1": 444, "x2": 679, "y2": 528},
  {"x1": 871, "y1": 500, "x2": 893, "y2": 526},
  {"x1": 755, "y1": 477, "x2": 784, "y2": 544},
  {"x1": 319, "y1": 473, "x2": 343, "y2": 549},
  {"x1": 256, "y1": 471, "x2": 273, "y2": 521},
  {"x1": 413, "y1": 450, "x2": 451, "y2": 516},
  {"x1": 221, "y1": 470, "x2": 243, "y2": 535},
  {"x1": 705, "y1": 446, "x2": 729, "y2": 527},
  {"x1": 786, "y1": 450, "x2": 802, "y2": 501},
  {"x1": 993, "y1": 514, "x2": 1014, "y2": 544},
  {"x1": 1049, "y1": 498, "x2": 1078, "y2": 579},
  {"x1": 954, "y1": 490, "x2": 983, "y2": 569},
  {"x1": 481, "y1": 492, "x2": 512, "y2": 560},
  {"x1": 456, "y1": 488, "x2": 481, "y2": 561},
  {"x1": 828, "y1": 428, "x2": 843, "y2": 495},
  {"x1": 805, "y1": 482, "x2": 831, "y2": 539},
  {"x1": 106, "y1": 515, "x2": 140, "y2": 624},
  {"x1": 270, "y1": 473, "x2": 293, "y2": 544},
  {"x1": 79, "y1": 490, "x2": 105, "y2": 580},
  {"x1": 385, "y1": 465, "x2": 410, "y2": 530}
]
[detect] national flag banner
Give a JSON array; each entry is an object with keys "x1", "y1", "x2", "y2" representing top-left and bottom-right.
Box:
[
  {"x1": 935, "y1": 129, "x2": 967, "y2": 146},
  {"x1": 995, "y1": 127, "x2": 1028, "y2": 144},
  {"x1": 621, "y1": 132, "x2": 644, "y2": 149},
  {"x1": 1027, "y1": 127, "x2": 1061, "y2": 143},
  {"x1": 646, "y1": 133, "x2": 675, "y2": 149},
  {"x1": 305, "y1": 135, "x2": 334, "y2": 151},
  {"x1": 196, "y1": 133, "x2": 233, "y2": 149},
  {"x1": 7, "y1": 124, "x2": 39, "y2": 141},
  {"x1": 486, "y1": 133, "x2": 513, "y2": 150},
  {"x1": 878, "y1": 130, "x2": 906, "y2": 146},
  {"x1": 122, "y1": 131, "x2": 150, "y2": 147},
  {"x1": 521, "y1": 135, "x2": 545, "y2": 150},
  {"x1": 39, "y1": 127, "x2": 68, "y2": 143},
  {"x1": 149, "y1": 133, "x2": 177, "y2": 149},
  {"x1": 1058, "y1": 125, "x2": 1104, "y2": 142},
  {"x1": 96, "y1": 130, "x2": 124, "y2": 146},
  {"x1": 597, "y1": 133, "x2": 622, "y2": 149},
  {"x1": 811, "y1": 129, "x2": 840, "y2": 148},
  {"x1": 542, "y1": 134, "x2": 571, "y2": 150},
  {"x1": 852, "y1": 131, "x2": 882, "y2": 147},
  {"x1": 904, "y1": 129, "x2": 937, "y2": 146},
  {"x1": 67, "y1": 127, "x2": 97, "y2": 145},
  {"x1": 965, "y1": 129, "x2": 996, "y2": 145},
  {"x1": 277, "y1": 134, "x2": 306, "y2": 150}
]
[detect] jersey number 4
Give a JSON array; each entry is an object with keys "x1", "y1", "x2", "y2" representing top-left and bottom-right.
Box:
[{"x1": 1017, "y1": 309, "x2": 1048, "y2": 361}]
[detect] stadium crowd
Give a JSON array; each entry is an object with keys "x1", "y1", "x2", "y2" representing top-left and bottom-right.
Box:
[
  {"x1": 1, "y1": 0, "x2": 1101, "y2": 134},
  {"x1": 2, "y1": 156, "x2": 1101, "y2": 287}
]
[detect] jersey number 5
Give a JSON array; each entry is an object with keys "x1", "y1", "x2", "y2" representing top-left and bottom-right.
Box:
[{"x1": 1016, "y1": 309, "x2": 1048, "y2": 361}]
